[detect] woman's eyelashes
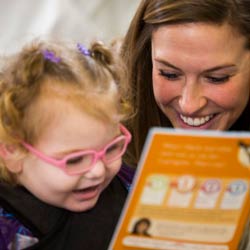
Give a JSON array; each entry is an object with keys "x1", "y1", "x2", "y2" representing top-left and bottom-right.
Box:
[
  {"x1": 205, "y1": 75, "x2": 230, "y2": 84},
  {"x1": 159, "y1": 69, "x2": 231, "y2": 84},
  {"x1": 159, "y1": 69, "x2": 181, "y2": 81}
]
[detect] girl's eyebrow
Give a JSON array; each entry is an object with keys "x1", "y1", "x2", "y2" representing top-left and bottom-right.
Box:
[{"x1": 154, "y1": 59, "x2": 237, "y2": 72}]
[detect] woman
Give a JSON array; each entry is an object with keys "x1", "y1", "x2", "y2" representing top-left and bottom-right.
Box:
[
  {"x1": 122, "y1": 0, "x2": 250, "y2": 169},
  {"x1": 122, "y1": 3, "x2": 250, "y2": 248},
  {"x1": 131, "y1": 218, "x2": 151, "y2": 236}
]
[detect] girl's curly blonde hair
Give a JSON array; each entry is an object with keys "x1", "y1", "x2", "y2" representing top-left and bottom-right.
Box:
[{"x1": 0, "y1": 39, "x2": 133, "y2": 184}]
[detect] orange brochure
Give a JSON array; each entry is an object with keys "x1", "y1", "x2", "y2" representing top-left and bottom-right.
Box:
[{"x1": 109, "y1": 128, "x2": 250, "y2": 250}]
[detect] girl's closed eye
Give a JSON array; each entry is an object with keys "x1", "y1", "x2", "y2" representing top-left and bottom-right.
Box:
[
  {"x1": 158, "y1": 69, "x2": 182, "y2": 81},
  {"x1": 66, "y1": 155, "x2": 85, "y2": 165},
  {"x1": 105, "y1": 140, "x2": 125, "y2": 160}
]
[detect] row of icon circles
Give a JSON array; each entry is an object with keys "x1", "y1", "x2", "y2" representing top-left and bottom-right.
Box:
[{"x1": 148, "y1": 175, "x2": 247, "y2": 195}]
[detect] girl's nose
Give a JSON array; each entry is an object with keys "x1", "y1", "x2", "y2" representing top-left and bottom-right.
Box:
[
  {"x1": 83, "y1": 160, "x2": 106, "y2": 179},
  {"x1": 178, "y1": 81, "x2": 207, "y2": 115}
]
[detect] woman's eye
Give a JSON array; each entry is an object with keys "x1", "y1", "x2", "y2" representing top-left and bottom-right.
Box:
[
  {"x1": 159, "y1": 69, "x2": 180, "y2": 80},
  {"x1": 206, "y1": 75, "x2": 230, "y2": 83}
]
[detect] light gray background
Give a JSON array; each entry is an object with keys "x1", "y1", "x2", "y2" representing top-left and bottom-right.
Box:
[{"x1": 0, "y1": 0, "x2": 141, "y2": 54}]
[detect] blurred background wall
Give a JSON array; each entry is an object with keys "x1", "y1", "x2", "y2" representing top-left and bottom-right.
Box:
[{"x1": 0, "y1": 0, "x2": 141, "y2": 54}]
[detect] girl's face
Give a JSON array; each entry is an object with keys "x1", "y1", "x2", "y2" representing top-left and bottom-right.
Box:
[
  {"x1": 16, "y1": 100, "x2": 122, "y2": 212},
  {"x1": 152, "y1": 23, "x2": 250, "y2": 130}
]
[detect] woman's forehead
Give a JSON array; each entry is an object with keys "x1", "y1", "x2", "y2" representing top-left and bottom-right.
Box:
[{"x1": 151, "y1": 23, "x2": 249, "y2": 69}]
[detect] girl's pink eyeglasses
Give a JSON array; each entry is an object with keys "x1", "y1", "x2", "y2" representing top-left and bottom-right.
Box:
[{"x1": 21, "y1": 124, "x2": 131, "y2": 176}]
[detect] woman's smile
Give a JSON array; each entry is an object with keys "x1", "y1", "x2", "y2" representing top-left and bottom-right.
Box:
[{"x1": 179, "y1": 114, "x2": 214, "y2": 127}]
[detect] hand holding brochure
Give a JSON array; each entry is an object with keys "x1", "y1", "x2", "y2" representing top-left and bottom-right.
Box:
[{"x1": 109, "y1": 128, "x2": 250, "y2": 250}]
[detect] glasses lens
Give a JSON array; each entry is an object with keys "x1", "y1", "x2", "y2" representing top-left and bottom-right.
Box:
[
  {"x1": 104, "y1": 137, "x2": 126, "y2": 163},
  {"x1": 66, "y1": 153, "x2": 94, "y2": 174}
]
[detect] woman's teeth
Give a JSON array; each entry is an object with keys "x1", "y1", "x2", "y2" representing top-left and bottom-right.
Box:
[{"x1": 180, "y1": 114, "x2": 214, "y2": 126}]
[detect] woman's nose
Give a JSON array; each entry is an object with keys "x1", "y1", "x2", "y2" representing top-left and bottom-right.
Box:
[{"x1": 178, "y1": 81, "x2": 207, "y2": 115}]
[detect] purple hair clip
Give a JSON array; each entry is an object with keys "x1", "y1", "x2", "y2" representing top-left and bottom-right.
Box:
[
  {"x1": 42, "y1": 49, "x2": 61, "y2": 63},
  {"x1": 77, "y1": 43, "x2": 91, "y2": 56}
]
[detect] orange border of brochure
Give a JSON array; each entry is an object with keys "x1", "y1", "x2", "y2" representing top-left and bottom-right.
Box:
[{"x1": 110, "y1": 128, "x2": 250, "y2": 250}]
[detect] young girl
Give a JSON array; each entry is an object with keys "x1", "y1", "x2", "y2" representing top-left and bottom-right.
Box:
[{"x1": 0, "y1": 39, "x2": 134, "y2": 250}]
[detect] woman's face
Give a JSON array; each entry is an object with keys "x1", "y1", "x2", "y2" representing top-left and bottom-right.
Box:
[
  {"x1": 137, "y1": 221, "x2": 149, "y2": 233},
  {"x1": 152, "y1": 23, "x2": 250, "y2": 130}
]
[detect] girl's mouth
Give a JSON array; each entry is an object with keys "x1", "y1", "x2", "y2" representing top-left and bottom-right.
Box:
[{"x1": 73, "y1": 185, "x2": 100, "y2": 201}]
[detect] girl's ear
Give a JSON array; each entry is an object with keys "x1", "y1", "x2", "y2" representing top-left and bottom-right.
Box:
[
  {"x1": 0, "y1": 144, "x2": 15, "y2": 157},
  {"x1": 0, "y1": 143, "x2": 23, "y2": 173}
]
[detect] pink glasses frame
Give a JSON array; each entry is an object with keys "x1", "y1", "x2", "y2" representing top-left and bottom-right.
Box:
[{"x1": 21, "y1": 124, "x2": 131, "y2": 175}]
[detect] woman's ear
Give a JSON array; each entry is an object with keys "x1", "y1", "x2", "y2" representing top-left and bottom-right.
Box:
[{"x1": 0, "y1": 143, "x2": 23, "y2": 173}]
